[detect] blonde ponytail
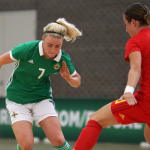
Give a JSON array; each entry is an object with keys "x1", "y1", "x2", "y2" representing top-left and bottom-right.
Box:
[
  {"x1": 56, "y1": 18, "x2": 82, "y2": 42},
  {"x1": 43, "y1": 18, "x2": 82, "y2": 42}
]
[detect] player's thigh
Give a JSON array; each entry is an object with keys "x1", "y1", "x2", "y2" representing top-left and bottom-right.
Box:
[
  {"x1": 6, "y1": 99, "x2": 33, "y2": 125},
  {"x1": 12, "y1": 121, "x2": 34, "y2": 146},
  {"x1": 6, "y1": 99, "x2": 34, "y2": 146},
  {"x1": 33, "y1": 100, "x2": 64, "y2": 146},
  {"x1": 39, "y1": 116, "x2": 65, "y2": 146},
  {"x1": 90, "y1": 102, "x2": 120, "y2": 128},
  {"x1": 33, "y1": 99, "x2": 58, "y2": 126}
]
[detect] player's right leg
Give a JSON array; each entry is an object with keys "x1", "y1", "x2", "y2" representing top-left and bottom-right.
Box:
[
  {"x1": 12, "y1": 121, "x2": 34, "y2": 150},
  {"x1": 6, "y1": 99, "x2": 34, "y2": 150}
]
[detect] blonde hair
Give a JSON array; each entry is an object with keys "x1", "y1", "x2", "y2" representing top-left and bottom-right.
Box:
[{"x1": 43, "y1": 18, "x2": 82, "y2": 42}]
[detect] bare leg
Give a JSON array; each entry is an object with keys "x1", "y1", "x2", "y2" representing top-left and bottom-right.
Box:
[
  {"x1": 144, "y1": 124, "x2": 150, "y2": 144},
  {"x1": 73, "y1": 103, "x2": 120, "y2": 150},
  {"x1": 39, "y1": 116, "x2": 65, "y2": 146},
  {"x1": 90, "y1": 103, "x2": 120, "y2": 127},
  {"x1": 12, "y1": 121, "x2": 33, "y2": 150}
]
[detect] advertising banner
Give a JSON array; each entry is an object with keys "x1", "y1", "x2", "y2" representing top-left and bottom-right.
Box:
[{"x1": 0, "y1": 98, "x2": 145, "y2": 143}]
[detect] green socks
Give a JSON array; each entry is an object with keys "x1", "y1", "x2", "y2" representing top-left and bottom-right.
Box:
[
  {"x1": 54, "y1": 140, "x2": 72, "y2": 150},
  {"x1": 17, "y1": 144, "x2": 21, "y2": 150},
  {"x1": 17, "y1": 144, "x2": 32, "y2": 150},
  {"x1": 17, "y1": 141, "x2": 71, "y2": 150}
]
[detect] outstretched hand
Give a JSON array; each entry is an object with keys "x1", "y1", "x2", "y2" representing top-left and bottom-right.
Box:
[
  {"x1": 119, "y1": 92, "x2": 137, "y2": 105},
  {"x1": 60, "y1": 61, "x2": 71, "y2": 81}
]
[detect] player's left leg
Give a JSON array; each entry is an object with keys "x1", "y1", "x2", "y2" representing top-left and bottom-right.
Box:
[
  {"x1": 73, "y1": 98, "x2": 147, "y2": 150},
  {"x1": 73, "y1": 103, "x2": 120, "y2": 150},
  {"x1": 39, "y1": 116, "x2": 72, "y2": 150},
  {"x1": 144, "y1": 124, "x2": 150, "y2": 144},
  {"x1": 33, "y1": 99, "x2": 72, "y2": 150}
]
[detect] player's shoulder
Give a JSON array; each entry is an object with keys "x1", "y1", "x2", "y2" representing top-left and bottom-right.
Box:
[
  {"x1": 127, "y1": 34, "x2": 140, "y2": 45},
  {"x1": 61, "y1": 49, "x2": 71, "y2": 61},
  {"x1": 24, "y1": 40, "x2": 41, "y2": 50}
]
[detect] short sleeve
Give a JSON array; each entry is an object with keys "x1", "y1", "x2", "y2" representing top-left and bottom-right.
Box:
[
  {"x1": 65, "y1": 57, "x2": 76, "y2": 76},
  {"x1": 10, "y1": 43, "x2": 28, "y2": 61},
  {"x1": 125, "y1": 39, "x2": 141, "y2": 61}
]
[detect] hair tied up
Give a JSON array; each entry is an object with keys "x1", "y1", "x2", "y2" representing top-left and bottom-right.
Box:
[{"x1": 144, "y1": 12, "x2": 150, "y2": 21}]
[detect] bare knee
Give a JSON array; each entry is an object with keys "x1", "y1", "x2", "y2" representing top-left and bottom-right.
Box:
[
  {"x1": 90, "y1": 113, "x2": 96, "y2": 120},
  {"x1": 51, "y1": 135, "x2": 65, "y2": 147},
  {"x1": 89, "y1": 106, "x2": 119, "y2": 128},
  {"x1": 19, "y1": 139, "x2": 34, "y2": 150},
  {"x1": 90, "y1": 112, "x2": 105, "y2": 127},
  {"x1": 90, "y1": 112, "x2": 101, "y2": 122}
]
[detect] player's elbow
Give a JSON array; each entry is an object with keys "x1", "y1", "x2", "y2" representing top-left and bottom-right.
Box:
[
  {"x1": 74, "y1": 76, "x2": 81, "y2": 88},
  {"x1": 75, "y1": 77, "x2": 81, "y2": 88},
  {"x1": 131, "y1": 67, "x2": 141, "y2": 74}
]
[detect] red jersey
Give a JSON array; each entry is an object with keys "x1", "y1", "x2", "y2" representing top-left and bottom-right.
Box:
[
  {"x1": 125, "y1": 28, "x2": 150, "y2": 115},
  {"x1": 110, "y1": 28, "x2": 150, "y2": 126},
  {"x1": 125, "y1": 28, "x2": 150, "y2": 94}
]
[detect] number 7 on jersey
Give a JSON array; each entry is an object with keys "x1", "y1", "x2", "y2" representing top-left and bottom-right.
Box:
[{"x1": 38, "y1": 68, "x2": 45, "y2": 79}]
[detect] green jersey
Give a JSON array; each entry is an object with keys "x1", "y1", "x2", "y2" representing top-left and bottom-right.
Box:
[{"x1": 6, "y1": 41, "x2": 76, "y2": 104}]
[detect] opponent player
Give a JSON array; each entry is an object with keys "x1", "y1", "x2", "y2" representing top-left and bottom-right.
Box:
[
  {"x1": 73, "y1": 3, "x2": 150, "y2": 150},
  {"x1": 0, "y1": 18, "x2": 82, "y2": 150}
]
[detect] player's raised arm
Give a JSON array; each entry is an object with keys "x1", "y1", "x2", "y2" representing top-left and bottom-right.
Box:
[
  {"x1": 60, "y1": 61, "x2": 81, "y2": 87},
  {"x1": 0, "y1": 52, "x2": 14, "y2": 68}
]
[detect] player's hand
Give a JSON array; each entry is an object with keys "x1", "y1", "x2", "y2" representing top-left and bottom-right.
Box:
[
  {"x1": 119, "y1": 92, "x2": 137, "y2": 105},
  {"x1": 60, "y1": 61, "x2": 71, "y2": 81}
]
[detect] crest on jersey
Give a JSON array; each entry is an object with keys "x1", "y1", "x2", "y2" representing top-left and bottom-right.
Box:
[{"x1": 54, "y1": 63, "x2": 61, "y2": 70}]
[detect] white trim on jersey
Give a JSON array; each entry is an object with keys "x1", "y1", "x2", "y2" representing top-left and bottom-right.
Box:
[
  {"x1": 53, "y1": 50, "x2": 62, "y2": 62},
  {"x1": 39, "y1": 41, "x2": 44, "y2": 56},
  {"x1": 71, "y1": 70, "x2": 77, "y2": 77},
  {"x1": 38, "y1": 41, "x2": 62, "y2": 62},
  {"x1": 9, "y1": 51, "x2": 17, "y2": 61}
]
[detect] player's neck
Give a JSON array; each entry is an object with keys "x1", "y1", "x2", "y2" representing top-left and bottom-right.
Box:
[{"x1": 139, "y1": 25, "x2": 150, "y2": 31}]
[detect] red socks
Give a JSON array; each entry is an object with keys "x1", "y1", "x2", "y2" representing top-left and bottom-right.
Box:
[{"x1": 73, "y1": 120, "x2": 103, "y2": 150}]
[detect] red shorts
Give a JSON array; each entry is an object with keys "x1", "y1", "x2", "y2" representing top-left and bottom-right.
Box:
[{"x1": 111, "y1": 99, "x2": 150, "y2": 127}]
